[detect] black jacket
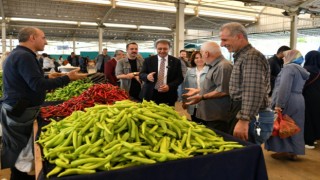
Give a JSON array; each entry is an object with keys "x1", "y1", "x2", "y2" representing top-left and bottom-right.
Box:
[
  {"x1": 268, "y1": 55, "x2": 283, "y2": 96},
  {"x1": 139, "y1": 55, "x2": 183, "y2": 102}
]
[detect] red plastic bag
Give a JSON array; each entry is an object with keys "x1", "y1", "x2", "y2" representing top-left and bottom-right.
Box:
[
  {"x1": 279, "y1": 113, "x2": 301, "y2": 139},
  {"x1": 272, "y1": 110, "x2": 301, "y2": 138}
]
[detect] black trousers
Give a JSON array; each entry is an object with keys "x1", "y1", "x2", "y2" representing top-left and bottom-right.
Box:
[
  {"x1": 191, "y1": 108, "x2": 203, "y2": 124},
  {"x1": 228, "y1": 100, "x2": 242, "y2": 135},
  {"x1": 152, "y1": 89, "x2": 176, "y2": 106},
  {"x1": 10, "y1": 167, "x2": 35, "y2": 180},
  {"x1": 191, "y1": 109, "x2": 229, "y2": 133},
  {"x1": 201, "y1": 120, "x2": 229, "y2": 134}
]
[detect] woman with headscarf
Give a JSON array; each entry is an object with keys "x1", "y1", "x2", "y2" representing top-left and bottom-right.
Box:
[
  {"x1": 303, "y1": 50, "x2": 320, "y2": 149},
  {"x1": 265, "y1": 50, "x2": 310, "y2": 160}
]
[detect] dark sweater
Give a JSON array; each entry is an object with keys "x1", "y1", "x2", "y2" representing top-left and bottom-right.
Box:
[{"x1": 2, "y1": 45, "x2": 70, "y2": 106}]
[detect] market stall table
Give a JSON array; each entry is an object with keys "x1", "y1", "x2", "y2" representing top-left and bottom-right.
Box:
[{"x1": 34, "y1": 119, "x2": 268, "y2": 180}]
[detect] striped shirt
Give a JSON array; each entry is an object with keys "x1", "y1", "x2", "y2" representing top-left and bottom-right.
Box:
[{"x1": 229, "y1": 44, "x2": 271, "y2": 121}]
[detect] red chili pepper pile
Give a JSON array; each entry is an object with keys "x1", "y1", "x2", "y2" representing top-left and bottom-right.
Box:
[
  {"x1": 40, "y1": 84, "x2": 128, "y2": 119},
  {"x1": 81, "y1": 84, "x2": 128, "y2": 104}
]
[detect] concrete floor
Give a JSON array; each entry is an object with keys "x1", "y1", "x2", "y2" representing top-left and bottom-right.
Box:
[
  {"x1": 1, "y1": 103, "x2": 319, "y2": 180},
  {"x1": 264, "y1": 143, "x2": 320, "y2": 180}
]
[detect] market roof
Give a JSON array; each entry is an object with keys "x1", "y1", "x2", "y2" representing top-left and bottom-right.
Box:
[{"x1": 0, "y1": 0, "x2": 320, "y2": 42}]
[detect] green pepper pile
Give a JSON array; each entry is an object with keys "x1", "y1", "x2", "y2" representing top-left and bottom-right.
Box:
[
  {"x1": 45, "y1": 78, "x2": 93, "y2": 101},
  {"x1": 38, "y1": 100, "x2": 244, "y2": 178}
]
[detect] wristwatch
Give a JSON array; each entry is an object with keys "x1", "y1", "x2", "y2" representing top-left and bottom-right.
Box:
[{"x1": 133, "y1": 72, "x2": 138, "y2": 76}]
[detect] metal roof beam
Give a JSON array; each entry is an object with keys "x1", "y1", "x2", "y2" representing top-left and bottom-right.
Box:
[
  {"x1": 298, "y1": 0, "x2": 320, "y2": 14},
  {"x1": 8, "y1": 24, "x2": 172, "y2": 36},
  {"x1": 152, "y1": 0, "x2": 284, "y2": 17},
  {"x1": 298, "y1": 0, "x2": 319, "y2": 8},
  {"x1": 244, "y1": 2, "x2": 295, "y2": 12},
  {"x1": 0, "y1": 0, "x2": 5, "y2": 19},
  {"x1": 99, "y1": 7, "x2": 114, "y2": 25},
  {"x1": 185, "y1": 16, "x2": 196, "y2": 25}
]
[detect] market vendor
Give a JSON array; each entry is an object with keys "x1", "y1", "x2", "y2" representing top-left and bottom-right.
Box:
[{"x1": 0, "y1": 26, "x2": 87, "y2": 180}]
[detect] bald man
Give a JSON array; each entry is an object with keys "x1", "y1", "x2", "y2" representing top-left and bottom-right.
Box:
[
  {"x1": 1, "y1": 27, "x2": 86, "y2": 179},
  {"x1": 183, "y1": 41, "x2": 233, "y2": 133}
]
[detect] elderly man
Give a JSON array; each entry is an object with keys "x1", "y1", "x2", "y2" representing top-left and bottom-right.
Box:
[
  {"x1": 140, "y1": 39, "x2": 183, "y2": 106},
  {"x1": 116, "y1": 43, "x2": 144, "y2": 101},
  {"x1": 0, "y1": 27, "x2": 87, "y2": 180},
  {"x1": 219, "y1": 22, "x2": 273, "y2": 144},
  {"x1": 184, "y1": 42, "x2": 233, "y2": 133}
]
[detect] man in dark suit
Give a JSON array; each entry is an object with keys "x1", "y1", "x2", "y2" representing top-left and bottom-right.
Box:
[{"x1": 140, "y1": 39, "x2": 183, "y2": 106}]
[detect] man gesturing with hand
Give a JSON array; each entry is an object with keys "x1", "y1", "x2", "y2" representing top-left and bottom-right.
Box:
[{"x1": 140, "y1": 39, "x2": 183, "y2": 106}]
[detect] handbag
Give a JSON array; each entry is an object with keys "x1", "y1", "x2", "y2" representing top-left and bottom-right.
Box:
[{"x1": 272, "y1": 110, "x2": 301, "y2": 138}]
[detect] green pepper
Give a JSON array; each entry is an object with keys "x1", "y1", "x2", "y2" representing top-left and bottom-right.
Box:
[
  {"x1": 46, "y1": 166, "x2": 63, "y2": 178},
  {"x1": 57, "y1": 168, "x2": 96, "y2": 177}
]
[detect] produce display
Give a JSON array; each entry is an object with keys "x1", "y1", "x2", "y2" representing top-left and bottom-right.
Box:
[
  {"x1": 38, "y1": 100, "x2": 244, "y2": 178},
  {"x1": 40, "y1": 84, "x2": 128, "y2": 118},
  {"x1": 45, "y1": 78, "x2": 93, "y2": 101}
]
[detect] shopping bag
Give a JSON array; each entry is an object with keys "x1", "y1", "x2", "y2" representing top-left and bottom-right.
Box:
[{"x1": 279, "y1": 113, "x2": 301, "y2": 139}]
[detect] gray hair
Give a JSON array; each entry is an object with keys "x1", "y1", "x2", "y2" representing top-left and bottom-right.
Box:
[
  {"x1": 220, "y1": 22, "x2": 248, "y2": 40},
  {"x1": 18, "y1": 27, "x2": 38, "y2": 42},
  {"x1": 155, "y1": 39, "x2": 171, "y2": 48},
  {"x1": 114, "y1": 50, "x2": 124, "y2": 57},
  {"x1": 201, "y1": 41, "x2": 222, "y2": 56}
]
